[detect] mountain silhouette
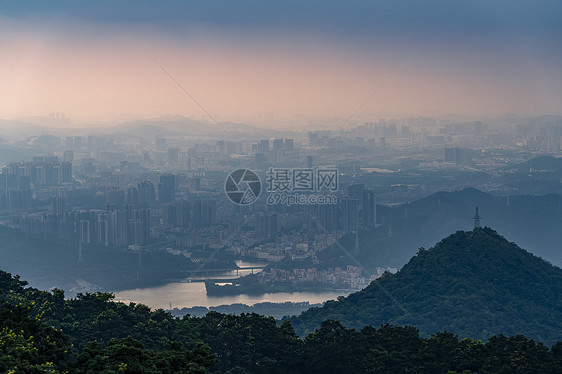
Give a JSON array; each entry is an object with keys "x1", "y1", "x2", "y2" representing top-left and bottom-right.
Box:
[{"x1": 291, "y1": 228, "x2": 562, "y2": 345}]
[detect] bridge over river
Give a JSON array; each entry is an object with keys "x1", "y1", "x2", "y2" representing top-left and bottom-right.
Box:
[{"x1": 178, "y1": 265, "x2": 267, "y2": 282}]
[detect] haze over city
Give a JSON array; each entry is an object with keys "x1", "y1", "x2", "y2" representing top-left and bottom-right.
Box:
[{"x1": 2, "y1": 2, "x2": 562, "y2": 372}]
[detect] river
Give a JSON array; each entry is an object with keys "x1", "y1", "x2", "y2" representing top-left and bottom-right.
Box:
[{"x1": 114, "y1": 260, "x2": 350, "y2": 310}]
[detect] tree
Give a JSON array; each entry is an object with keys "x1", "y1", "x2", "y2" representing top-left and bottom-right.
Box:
[
  {"x1": 302, "y1": 320, "x2": 366, "y2": 373},
  {"x1": 72, "y1": 337, "x2": 216, "y2": 373},
  {"x1": 0, "y1": 301, "x2": 70, "y2": 373}
]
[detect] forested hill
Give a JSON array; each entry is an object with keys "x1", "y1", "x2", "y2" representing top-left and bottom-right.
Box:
[{"x1": 291, "y1": 228, "x2": 562, "y2": 345}]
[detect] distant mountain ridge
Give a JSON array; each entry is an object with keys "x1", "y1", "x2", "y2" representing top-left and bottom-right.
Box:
[
  {"x1": 0, "y1": 115, "x2": 296, "y2": 141},
  {"x1": 292, "y1": 228, "x2": 562, "y2": 345},
  {"x1": 327, "y1": 188, "x2": 562, "y2": 270}
]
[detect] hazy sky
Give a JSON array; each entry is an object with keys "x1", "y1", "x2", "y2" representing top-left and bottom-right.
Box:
[{"x1": 1, "y1": 0, "x2": 561, "y2": 126}]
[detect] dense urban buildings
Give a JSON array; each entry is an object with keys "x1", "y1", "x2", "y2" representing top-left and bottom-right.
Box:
[{"x1": 2, "y1": 116, "x2": 562, "y2": 288}]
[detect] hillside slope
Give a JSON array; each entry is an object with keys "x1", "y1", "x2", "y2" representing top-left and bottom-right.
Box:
[{"x1": 292, "y1": 228, "x2": 562, "y2": 345}]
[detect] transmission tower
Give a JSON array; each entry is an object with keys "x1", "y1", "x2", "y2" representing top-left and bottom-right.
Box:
[{"x1": 472, "y1": 207, "x2": 481, "y2": 229}]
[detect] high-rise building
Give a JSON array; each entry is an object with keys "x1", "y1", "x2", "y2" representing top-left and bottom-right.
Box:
[
  {"x1": 341, "y1": 197, "x2": 358, "y2": 233},
  {"x1": 363, "y1": 190, "x2": 376, "y2": 228},
  {"x1": 163, "y1": 204, "x2": 176, "y2": 227},
  {"x1": 81, "y1": 158, "x2": 95, "y2": 174},
  {"x1": 202, "y1": 199, "x2": 217, "y2": 226},
  {"x1": 284, "y1": 138, "x2": 294, "y2": 152},
  {"x1": 107, "y1": 211, "x2": 117, "y2": 246},
  {"x1": 156, "y1": 136, "x2": 167, "y2": 151},
  {"x1": 348, "y1": 184, "x2": 365, "y2": 210},
  {"x1": 51, "y1": 196, "x2": 66, "y2": 215},
  {"x1": 61, "y1": 161, "x2": 72, "y2": 182},
  {"x1": 158, "y1": 174, "x2": 175, "y2": 203},
  {"x1": 137, "y1": 209, "x2": 150, "y2": 245},
  {"x1": 192, "y1": 199, "x2": 202, "y2": 229},
  {"x1": 255, "y1": 212, "x2": 278, "y2": 241},
  {"x1": 79, "y1": 220, "x2": 91, "y2": 244},
  {"x1": 128, "y1": 219, "x2": 143, "y2": 245},
  {"x1": 44, "y1": 156, "x2": 59, "y2": 164},
  {"x1": 444, "y1": 147, "x2": 471, "y2": 165},
  {"x1": 138, "y1": 181, "x2": 156, "y2": 206},
  {"x1": 255, "y1": 153, "x2": 266, "y2": 167},
  {"x1": 97, "y1": 213, "x2": 109, "y2": 247},
  {"x1": 44, "y1": 163, "x2": 60, "y2": 185},
  {"x1": 308, "y1": 132, "x2": 319, "y2": 146},
  {"x1": 188, "y1": 177, "x2": 201, "y2": 191},
  {"x1": 226, "y1": 142, "x2": 238, "y2": 155},
  {"x1": 115, "y1": 210, "x2": 129, "y2": 247},
  {"x1": 106, "y1": 188, "x2": 125, "y2": 207},
  {"x1": 319, "y1": 203, "x2": 338, "y2": 232},
  {"x1": 400, "y1": 126, "x2": 410, "y2": 138},
  {"x1": 258, "y1": 139, "x2": 270, "y2": 153},
  {"x1": 216, "y1": 141, "x2": 226, "y2": 155},
  {"x1": 273, "y1": 138, "x2": 284, "y2": 150},
  {"x1": 5, "y1": 190, "x2": 32, "y2": 209},
  {"x1": 176, "y1": 201, "x2": 190, "y2": 228},
  {"x1": 74, "y1": 136, "x2": 83, "y2": 150},
  {"x1": 63, "y1": 150, "x2": 74, "y2": 163},
  {"x1": 0, "y1": 164, "x2": 33, "y2": 208},
  {"x1": 127, "y1": 187, "x2": 139, "y2": 206},
  {"x1": 168, "y1": 148, "x2": 179, "y2": 166}
]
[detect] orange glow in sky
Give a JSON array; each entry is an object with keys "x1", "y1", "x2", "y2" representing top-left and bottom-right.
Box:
[{"x1": 1, "y1": 12, "x2": 560, "y2": 127}]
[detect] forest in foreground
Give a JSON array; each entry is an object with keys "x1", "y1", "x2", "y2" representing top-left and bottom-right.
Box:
[{"x1": 2, "y1": 266, "x2": 562, "y2": 373}]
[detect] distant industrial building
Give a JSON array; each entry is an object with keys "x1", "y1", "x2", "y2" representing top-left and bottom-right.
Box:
[{"x1": 444, "y1": 147, "x2": 473, "y2": 165}]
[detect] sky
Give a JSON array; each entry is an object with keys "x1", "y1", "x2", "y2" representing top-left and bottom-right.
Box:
[{"x1": 1, "y1": 0, "x2": 561, "y2": 127}]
